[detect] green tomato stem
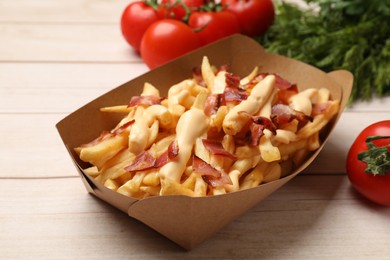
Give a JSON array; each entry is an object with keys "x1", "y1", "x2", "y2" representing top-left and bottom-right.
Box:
[{"x1": 357, "y1": 136, "x2": 390, "y2": 175}]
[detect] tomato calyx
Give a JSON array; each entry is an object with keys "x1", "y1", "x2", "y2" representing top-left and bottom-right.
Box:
[
  {"x1": 145, "y1": 0, "x2": 159, "y2": 10},
  {"x1": 358, "y1": 136, "x2": 390, "y2": 176}
]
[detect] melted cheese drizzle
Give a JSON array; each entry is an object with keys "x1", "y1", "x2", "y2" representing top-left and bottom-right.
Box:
[
  {"x1": 159, "y1": 107, "x2": 209, "y2": 183},
  {"x1": 289, "y1": 88, "x2": 318, "y2": 116},
  {"x1": 222, "y1": 75, "x2": 276, "y2": 135}
]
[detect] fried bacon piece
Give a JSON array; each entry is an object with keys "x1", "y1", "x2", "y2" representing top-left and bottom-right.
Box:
[
  {"x1": 271, "y1": 104, "x2": 313, "y2": 127},
  {"x1": 237, "y1": 112, "x2": 277, "y2": 146},
  {"x1": 312, "y1": 101, "x2": 332, "y2": 116},
  {"x1": 225, "y1": 73, "x2": 240, "y2": 89},
  {"x1": 192, "y1": 66, "x2": 205, "y2": 86},
  {"x1": 125, "y1": 140, "x2": 179, "y2": 172},
  {"x1": 128, "y1": 95, "x2": 164, "y2": 107},
  {"x1": 192, "y1": 156, "x2": 232, "y2": 188},
  {"x1": 202, "y1": 139, "x2": 237, "y2": 160},
  {"x1": 124, "y1": 151, "x2": 156, "y2": 172},
  {"x1": 80, "y1": 120, "x2": 135, "y2": 148},
  {"x1": 204, "y1": 94, "x2": 224, "y2": 116},
  {"x1": 224, "y1": 87, "x2": 248, "y2": 102}
]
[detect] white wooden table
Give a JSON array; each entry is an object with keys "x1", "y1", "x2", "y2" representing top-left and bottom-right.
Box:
[{"x1": 1, "y1": 1, "x2": 389, "y2": 259}]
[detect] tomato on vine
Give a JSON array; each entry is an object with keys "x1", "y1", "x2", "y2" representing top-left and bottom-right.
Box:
[
  {"x1": 160, "y1": 0, "x2": 205, "y2": 21},
  {"x1": 221, "y1": 0, "x2": 275, "y2": 37},
  {"x1": 120, "y1": 1, "x2": 162, "y2": 52},
  {"x1": 140, "y1": 19, "x2": 201, "y2": 69},
  {"x1": 346, "y1": 120, "x2": 390, "y2": 206},
  {"x1": 188, "y1": 11, "x2": 240, "y2": 45}
]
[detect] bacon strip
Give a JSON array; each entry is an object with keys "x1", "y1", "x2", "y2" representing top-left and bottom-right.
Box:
[
  {"x1": 127, "y1": 140, "x2": 179, "y2": 171},
  {"x1": 224, "y1": 87, "x2": 248, "y2": 102},
  {"x1": 168, "y1": 140, "x2": 179, "y2": 160},
  {"x1": 274, "y1": 74, "x2": 297, "y2": 90},
  {"x1": 204, "y1": 94, "x2": 223, "y2": 116},
  {"x1": 192, "y1": 156, "x2": 220, "y2": 178},
  {"x1": 250, "y1": 116, "x2": 277, "y2": 135},
  {"x1": 192, "y1": 156, "x2": 232, "y2": 187},
  {"x1": 202, "y1": 139, "x2": 236, "y2": 160},
  {"x1": 237, "y1": 112, "x2": 277, "y2": 146},
  {"x1": 225, "y1": 73, "x2": 240, "y2": 89},
  {"x1": 80, "y1": 120, "x2": 135, "y2": 148},
  {"x1": 128, "y1": 95, "x2": 163, "y2": 107},
  {"x1": 124, "y1": 151, "x2": 156, "y2": 172},
  {"x1": 192, "y1": 66, "x2": 205, "y2": 86},
  {"x1": 112, "y1": 120, "x2": 136, "y2": 135},
  {"x1": 312, "y1": 102, "x2": 331, "y2": 116},
  {"x1": 271, "y1": 104, "x2": 313, "y2": 126},
  {"x1": 277, "y1": 85, "x2": 299, "y2": 104}
]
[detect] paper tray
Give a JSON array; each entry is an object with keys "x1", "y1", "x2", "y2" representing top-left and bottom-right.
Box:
[{"x1": 56, "y1": 34, "x2": 353, "y2": 250}]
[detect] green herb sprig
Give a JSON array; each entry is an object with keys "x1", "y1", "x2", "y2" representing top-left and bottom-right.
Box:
[{"x1": 260, "y1": 0, "x2": 390, "y2": 104}]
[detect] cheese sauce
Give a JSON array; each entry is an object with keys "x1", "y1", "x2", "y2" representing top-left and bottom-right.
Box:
[
  {"x1": 159, "y1": 107, "x2": 209, "y2": 183},
  {"x1": 223, "y1": 75, "x2": 276, "y2": 135}
]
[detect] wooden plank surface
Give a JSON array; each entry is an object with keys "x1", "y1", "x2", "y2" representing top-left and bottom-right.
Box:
[
  {"x1": 1, "y1": 0, "x2": 389, "y2": 258},
  {"x1": 1, "y1": 176, "x2": 389, "y2": 259},
  {"x1": 0, "y1": 0, "x2": 129, "y2": 23}
]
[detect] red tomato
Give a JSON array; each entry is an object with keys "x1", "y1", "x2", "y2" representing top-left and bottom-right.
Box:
[
  {"x1": 346, "y1": 120, "x2": 390, "y2": 206},
  {"x1": 188, "y1": 11, "x2": 240, "y2": 46},
  {"x1": 161, "y1": 0, "x2": 205, "y2": 21},
  {"x1": 121, "y1": 2, "x2": 161, "y2": 52},
  {"x1": 140, "y1": 19, "x2": 201, "y2": 69},
  {"x1": 221, "y1": 0, "x2": 275, "y2": 37}
]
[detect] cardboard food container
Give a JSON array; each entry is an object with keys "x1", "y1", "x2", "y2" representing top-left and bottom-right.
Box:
[{"x1": 56, "y1": 34, "x2": 353, "y2": 250}]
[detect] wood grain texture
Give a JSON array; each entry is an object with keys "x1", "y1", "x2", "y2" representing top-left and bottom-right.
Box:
[
  {"x1": 1, "y1": 176, "x2": 389, "y2": 259},
  {"x1": 1, "y1": 0, "x2": 389, "y2": 257},
  {"x1": 0, "y1": 0, "x2": 129, "y2": 23}
]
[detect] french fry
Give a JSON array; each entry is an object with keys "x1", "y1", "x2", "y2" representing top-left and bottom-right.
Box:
[
  {"x1": 210, "y1": 105, "x2": 228, "y2": 131},
  {"x1": 117, "y1": 172, "x2": 146, "y2": 198},
  {"x1": 259, "y1": 129, "x2": 281, "y2": 162},
  {"x1": 100, "y1": 105, "x2": 131, "y2": 114},
  {"x1": 79, "y1": 130, "x2": 129, "y2": 169},
  {"x1": 147, "y1": 120, "x2": 159, "y2": 148},
  {"x1": 226, "y1": 157, "x2": 260, "y2": 192},
  {"x1": 201, "y1": 56, "x2": 215, "y2": 92},
  {"x1": 317, "y1": 88, "x2": 330, "y2": 103},
  {"x1": 194, "y1": 175, "x2": 208, "y2": 197},
  {"x1": 95, "y1": 154, "x2": 135, "y2": 184},
  {"x1": 278, "y1": 138, "x2": 307, "y2": 160},
  {"x1": 141, "y1": 82, "x2": 160, "y2": 97},
  {"x1": 83, "y1": 166, "x2": 99, "y2": 178},
  {"x1": 139, "y1": 186, "x2": 161, "y2": 197},
  {"x1": 211, "y1": 71, "x2": 227, "y2": 94},
  {"x1": 142, "y1": 171, "x2": 160, "y2": 187},
  {"x1": 182, "y1": 172, "x2": 197, "y2": 191},
  {"x1": 240, "y1": 161, "x2": 267, "y2": 190},
  {"x1": 240, "y1": 66, "x2": 259, "y2": 86},
  {"x1": 289, "y1": 90, "x2": 316, "y2": 116},
  {"x1": 297, "y1": 100, "x2": 339, "y2": 139},
  {"x1": 262, "y1": 162, "x2": 281, "y2": 183},
  {"x1": 273, "y1": 129, "x2": 297, "y2": 144},
  {"x1": 160, "y1": 177, "x2": 195, "y2": 197},
  {"x1": 104, "y1": 179, "x2": 120, "y2": 191}
]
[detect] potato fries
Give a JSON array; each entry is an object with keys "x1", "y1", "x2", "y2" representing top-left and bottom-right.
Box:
[{"x1": 75, "y1": 56, "x2": 339, "y2": 198}]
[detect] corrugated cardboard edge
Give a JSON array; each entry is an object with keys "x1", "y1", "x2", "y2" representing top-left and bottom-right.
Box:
[{"x1": 56, "y1": 34, "x2": 354, "y2": 250}]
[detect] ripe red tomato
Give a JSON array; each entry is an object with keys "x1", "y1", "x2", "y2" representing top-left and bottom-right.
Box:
[
  {"x1": 188, "y1": 11, "x2": 240, "y2": 46},
  {"x1": 140, "y1": 19, "x2": 201, "y2": 69},
  {"x1": 221, "y1": 0, "x2": 275, "y2": 37},
  {"x1": 161, "y1": 0, "x2": 205, "y2": 21},
  {"x1": 121, "y1": 2, "x2": 161, "y2": 52},
  {"x1": 346, "y1": 120, "x2": 390, "y2": 206}
]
